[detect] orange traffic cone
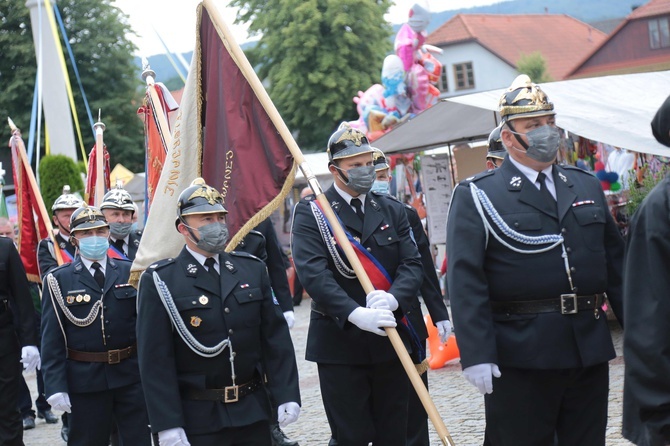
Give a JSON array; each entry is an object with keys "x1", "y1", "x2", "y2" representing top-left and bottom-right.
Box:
[{"x1": 425, "y1": 314, "x2": 460, "y2": 370}]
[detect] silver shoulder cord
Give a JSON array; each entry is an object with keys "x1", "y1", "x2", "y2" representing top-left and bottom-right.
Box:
[
  {"x1": 309, "y1": 201, "x2": 356, "y2": 280},
  {"x1": 152, "y1": 271, "x2": 236, "y2": 372},
  {"x1": 469, "y1": 183, "x2": 575, "y2": 291},
  {"x1": 46, "y1": 273, "x2": 103, "y2": 327}
]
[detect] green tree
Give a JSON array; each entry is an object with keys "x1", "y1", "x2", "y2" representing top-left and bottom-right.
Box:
[
  {"x1": 516, "y1": 51, "x2": 552, "y2": 83},
  {"x1": 0, "y1": 0, "x2": 144, "y2": 173},
  {"x1": 38, "y1": 154, "x2": 85, "y2": 210},
  {"x1": 230, "y1": 0, "x2": 393, "y2": 150}
]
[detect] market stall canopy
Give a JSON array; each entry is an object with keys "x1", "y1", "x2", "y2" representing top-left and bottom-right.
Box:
[{"x1": 375, "y1": 70, "x2": 670, "y2": 157}]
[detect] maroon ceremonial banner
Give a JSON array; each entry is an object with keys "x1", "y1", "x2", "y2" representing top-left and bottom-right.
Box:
[{"x1": 131, "y1": 2, "x2": 296, "y2": 283}]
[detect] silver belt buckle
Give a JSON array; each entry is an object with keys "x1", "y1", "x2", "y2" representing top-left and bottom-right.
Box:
[
  {"x1": 560, "y1": 294, "x2": 578, "y2": 315},
  {"x1": 224, "y1": 385, "x2": 239, "y2": 403}
]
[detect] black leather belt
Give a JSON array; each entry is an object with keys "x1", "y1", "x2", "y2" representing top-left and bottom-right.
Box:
[
  {"x1": 490, "y1": 294, "x2": 605, "y2": 315},
  {"x1": 182, "y1": 377, "x2": 262, "y2": 403},
  {"x1": 67, "y1": 343, "x2": 137, "y2": 364}
]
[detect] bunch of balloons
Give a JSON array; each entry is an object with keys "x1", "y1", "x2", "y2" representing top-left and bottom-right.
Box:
[{"x1": 594, "y1": 161, "x2": 623, "y2": 192}]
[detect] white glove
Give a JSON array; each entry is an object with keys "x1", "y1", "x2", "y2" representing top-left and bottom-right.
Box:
[
  {"x1": 348, "y1": 307, "x2": 396, "y2": 336},
  {"x1": 366, "y1": 290, "x2": 398, "y2": 311},
  {"x1": 21, "y1": 345, "x2": 41, "y2": 373},
  {"x1": 462, "y1": 363, "x2": 501, "y2": 395},
  {"x1": 158, "y1": 427, "x2": 191, "y2": 446},
  {"x1": 277, "y1": 401, "x2": 300, "y2": 427},
  {"x1": 46, "y1": 392, "x2": 71, "y2": 413},
  {"x1": 436, "y1": 320, "x2": 452, "y2": 344},
  {"x1": 283, "y1": 311, "x2": 295, "y2": 329}
]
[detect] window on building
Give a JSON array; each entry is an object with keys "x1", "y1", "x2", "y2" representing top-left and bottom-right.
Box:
[
  {"x1": 454, "y1": 62, "x2": 475, "y2": 90},
  {"x1": 439, "y1": 69, "x2": 448, "y2": 92},
  {"x1": 649, "y1": 17, "x2": 670, "y2": 49}
]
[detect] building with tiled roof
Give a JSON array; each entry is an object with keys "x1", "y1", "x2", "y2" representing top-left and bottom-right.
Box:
[
  {"x1": 426, "y1": 13, "x2": 607, "y2": 97},
  {"x1": 568, "y1": 0, "x2": 670, "y2": 78}
]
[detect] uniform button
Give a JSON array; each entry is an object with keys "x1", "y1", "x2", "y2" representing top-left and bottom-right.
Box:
[
  {"x1": 566, "y1": 247, "x2": 572, "y2": 253},
  {"x1": 570, "y1": 267, "x2": 576, "y2": 273},
  {"x1": 366, "y1": 247, "x2": 372, "y2": 252},
  {"x1": 106, "y1": 335, "x2": 111, "y2": 339},
  {"x1": 192, "y1": 301, "x2": 197, "y2": 305},
  {"x1": 387, "y1": 236, "x2": 392, "y2": 241},
  {"x1": 248, "y1": 293, "x2": 253, "y2": 298},
  {"x1": 105, "y1": 320, "x2": 110, "y2": 324},
  {"x1": 561, "y1": 228, "x2": 567, "y2": 234},
  {"x1": 103, "y1": 306, "x2": 108, "y2": 310},
  {"x1": 224, "y1": 307, "x2": 230, "y2": 313},
  {"x1": 514, "y1": 222, "x2": 519, "y2": 228},
  {"x1": 593, "y1": 214, "x2": 598, "y2": 220},
  {"x1": 228, "y1": 329, "x2": 234, "y2": 335}
]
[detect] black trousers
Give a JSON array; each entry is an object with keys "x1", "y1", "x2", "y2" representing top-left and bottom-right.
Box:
[
  {"x1": 483, "y1": 362, "x2": 609, "y2": 446},
  {"x1": 68, "y1": 382, "x2": 151, "y2": 446},
  {"x1": 188, "y1": 420, "x2": 271, "y2": 446},
  {"x1": 0, "y1": 344, "x2": 22, "y2": 446},
  {"x1": 318, "y1": 358, "x2": 409, "y2": 446}
]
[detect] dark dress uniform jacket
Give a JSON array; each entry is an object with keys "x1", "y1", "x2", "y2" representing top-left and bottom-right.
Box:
[
  {"x1": 120, "y1": 230, "x2": 142, "y2": 261},
  {"x1": 623, "y1": 175, "x2": 670, "y2": 446},
  {"x1": 136, "y1": 248, "x2": 300, "y2": 435},
  {"x1": 40, "y1": 256, "x2": 140, "y2": 396},
  {"x1": 37, "y1": 232, "x2": 77, "y2": 277},
  {"x1": 447, "y1": 160, "x2": 624, "y2": 370},
  {"x1": 235, "y1": 218, "x2": 293, "y2": 312},
  {"x1": 0, "y1": 237, "x2": 37, "y2": 354},
  {"x1": 404, "y1": 203, "x2": 449, "y2": 343},
  {"x1": 291, "y1": 186, "x2": 423, "y2": 364}
]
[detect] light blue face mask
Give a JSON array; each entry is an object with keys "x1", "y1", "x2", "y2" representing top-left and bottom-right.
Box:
[
  {"x1": 370, "y1": 180, "x2": 390, "y2": 195},
  {"x1": 77, "y1": 236, "x2": 109, "y2": 261}
]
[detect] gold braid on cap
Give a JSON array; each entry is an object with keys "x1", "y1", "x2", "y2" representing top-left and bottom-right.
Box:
[
  {"x1": 187, "y1": 178, "x2": 222, "y2": 205},
  {"x1": 499, "y1": 75, "x2": 554, "y2": 117}
]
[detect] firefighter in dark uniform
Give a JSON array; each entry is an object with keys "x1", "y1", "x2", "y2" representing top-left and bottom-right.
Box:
[
  {"x1": 0, "y1": 237, "x2": 40, "y2": 446},
  {"x1": 136, "y1": 178, "x2": 300, "y2": 446},
  {"x1": 37, "y1": 185, "x2": 83, "y2": 276},
  {"x1": 446, "y1": 75, "x2": 624, "y2": 446},
  {"x1": 371, "y1": 148, "x2": 451, "y2": 446},
  {"x1": 291, "y1": 124, "x2": 423, "y2": 446},
  {"x1": 486, "y1": 125, "x2": 506, "y2": 170},
  {"x1": 40, "y1": 206, "x2": 151, "y2": 446},
  {"x1": 100, "y1": 184, "x2": 142, "y2": 260},
  {"x1": 235, "y1": 217, "x2": 299, "y2": 446}
]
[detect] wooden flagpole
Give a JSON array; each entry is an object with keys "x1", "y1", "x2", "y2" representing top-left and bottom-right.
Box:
[
  {"x1": 200, "y1": 2, "x2": 455, "y2": 444},
  {"x1": 7, "y1": 117, "x2": 64, "y2": 266},
  {"x1": 93, "y1": 110, "x2": 105, "y2": 207}
]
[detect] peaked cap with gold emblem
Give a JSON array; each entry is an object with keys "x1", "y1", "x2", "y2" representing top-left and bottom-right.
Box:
[
  {"x1": 70, "y1": 205, "x2": 109, "y2": 233},
  {"x1": 327, "y1": 122, "x2": 374, "y2": 162},
  {"x1": 499, "y1": 74, "x2": 555, "y2": 122},
  {"x1": 176, "y1": 178, "x2": 227, "y2": 228}
]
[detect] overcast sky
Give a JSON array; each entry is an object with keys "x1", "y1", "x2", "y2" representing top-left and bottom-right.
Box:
[{"x1": 112, "y1": 0, "x2": 503, "y2": 57}]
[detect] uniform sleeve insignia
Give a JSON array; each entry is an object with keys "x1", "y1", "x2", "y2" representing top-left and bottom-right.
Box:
[
  {"x1": 558, "y1": 172, "x2": 567, "y2": 183},
  {"x1": 187, "y1": 264, "x2": 198, "y2": 275},
  {"x1": 510, "y1": 176, "x2": 522, "y2": 187},
  {"x1": 190, "y1": 316, "x2": 202, "y2": 328},
  {"x1": 199, "y1": 295, "x2": 209, "y2": 305}
]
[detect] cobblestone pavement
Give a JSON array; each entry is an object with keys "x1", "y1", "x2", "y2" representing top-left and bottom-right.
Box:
[{"x1": 23, "y1": 298, "x2": 632, "y2": 445}]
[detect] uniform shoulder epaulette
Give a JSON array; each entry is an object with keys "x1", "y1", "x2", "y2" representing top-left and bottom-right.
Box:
[
  {"x1": 300, "y1": 194, "x2": 316, "y2": 203},
  {"x1": 230, "y1": 250, "x2": 264, "y2": 263},
  {"x1": 561, "y1": 164, "x2": 594, "y2": 175},
  {"x1": 49, "y1": 262, "x2": 71, "y2": 275},
  {"x1": 460, "y1": 170, "x2": 495, "y2": 185},
  {"x1": 147, "y1": 257, "x2": 175, "y2": 271},
  {"x1": 133, "y1": 229, "x2": 143, "y2": 237}
]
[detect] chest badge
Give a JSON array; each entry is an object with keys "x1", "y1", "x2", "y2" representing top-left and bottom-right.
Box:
[
  {"x1": 199, "y1": 295, "x2": 209, "y2": 305},
  {"x1": 190, "y1": 316, "x2": 202, "y2": 328},
  {"x1": 558, "y1": 172, "x2": 568, "y2": 183},
  {"x1": 75, "y1": 294, "x2": 83, "y2": 303},
  {"x1": 240, "y1": 283, "x2": 250, "y2": 289},
  {"x1": 186, "y1": 264, "x2": 198, "y2": 275},
  {"x1": 83, "y1": 294, "x2": 91, "y2": 303},
  {"x1": 510, "y1": 176, "x2": 522, "y2": 188},
  {"x1": 66, "y1": 295, "x2": 75, "y2": 304},
  {"x1": 380, "y1": 224, "x2": 390, "y2": 231}
]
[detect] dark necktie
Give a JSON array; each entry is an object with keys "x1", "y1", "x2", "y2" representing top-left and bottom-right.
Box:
[
  {"x1": 537, "y1": 172, "x2": 557, "y2": 214},
  {"x1": 91, "y1": 262, "x2": 105, "y2": 289},
  {"x1": 351, "y1": 198, "x2": 364, "y2": 221},
  {"x1": 204, "y1": 257, "x2": 220, "y2": 282},
  {"x1": 112, "y1": 238, "x2": 125, "y2": 255}
]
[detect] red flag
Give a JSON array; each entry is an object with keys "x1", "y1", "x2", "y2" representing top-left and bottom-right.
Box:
[
  {"x1": 131, "y1": 1, "x2": 296, "y2": 282},
  {"x1": 9, "y1": 132, "x2": 49, "y2": 282},
  {"x1": 138, "y1": 83, "x2": 176, "y2": 211},
  {"x1": 85, "y1": 144, "x2": 111, "y2": 205}
]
